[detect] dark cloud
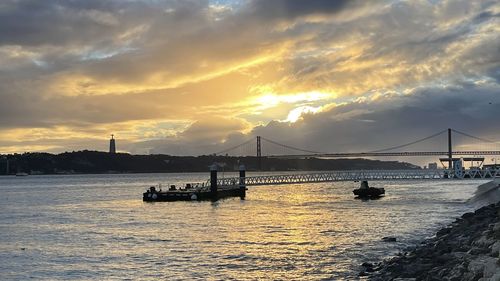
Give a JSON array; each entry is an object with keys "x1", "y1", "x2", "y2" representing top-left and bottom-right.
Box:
[
  {"x1": 0, "y1": 0, "x2": 499, "y2": 155},
  {"x1": 246, "y1": 0, "x2": 352, "y2": 21},
  {"x1": 0, "y1": 0, "x2": 124, "y2": 46}
]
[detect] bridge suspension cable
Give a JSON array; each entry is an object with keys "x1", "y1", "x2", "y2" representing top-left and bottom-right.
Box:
[
  {"x1": 367, "y1": 129, "x2": 447, "y2": 153},
  {"x1": 260, "y1": 136, "x2": 325, "y2": 155},
  {"x1": 212, "y1": 138, "x2": 254, "y2": 156},
  {"x1": 451, "y1": 129, "x2": 496, "y2": 144}
]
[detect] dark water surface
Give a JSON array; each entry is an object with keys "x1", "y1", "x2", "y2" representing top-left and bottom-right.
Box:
[{"x1": 0, "y1": 173, "x2": 486, "y2": 280}]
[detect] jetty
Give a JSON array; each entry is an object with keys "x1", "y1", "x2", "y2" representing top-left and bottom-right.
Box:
[
  {"x1": 143, "y1": 164, "x2": 247, "y2": 202},
  {"x1": 143, "y1": 160, "x2": 500, "y2": 202}
]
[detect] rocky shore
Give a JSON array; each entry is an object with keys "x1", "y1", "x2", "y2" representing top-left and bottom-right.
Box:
[{"x1": 364, "y1": 201, "x2": 500, "y2": 281}]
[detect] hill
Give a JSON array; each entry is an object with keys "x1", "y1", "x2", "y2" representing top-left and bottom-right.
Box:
[{"x1": 0, "y1": 151, "x2": 420, "y2": 175}]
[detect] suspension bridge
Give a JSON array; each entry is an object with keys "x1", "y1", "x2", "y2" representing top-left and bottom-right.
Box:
[
  {"x1": 145, "y1": 128, "x2": 500, "y2": 201},
  {"x1": 212, "y1": 128, "x2": 500, "y2": 168},
  {"x1": 208, "y1": 128, "x2": 500, "y2": 187}
]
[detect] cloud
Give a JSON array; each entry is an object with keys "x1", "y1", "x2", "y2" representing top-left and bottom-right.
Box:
[
  {"x1": 125, "y1": 80, "x2": 500, "y2": 158},
  {"x1": 130, "y1": 116, "x2": 252, "y2": 155},
  {"x1": 250, "y1": 81, "x2": 500, "y2": 154},
  {"x1": 245, "y1": 0, "x2": 352, "y2": 21},
  {"x1": 0, "y1": 0, "x2": 144, "y2": 47},
  {"x1": 0, "y1": 0, "x2": 499, "y2": 157}
]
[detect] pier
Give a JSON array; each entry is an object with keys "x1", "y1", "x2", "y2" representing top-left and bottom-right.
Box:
[
  {"x1": 144, "y1": 165, "x2": 500, "y2": 202},
  {"x1": 214, "y1": 168, "x2": 500, "y2": 188},
  {"x1": 143, "y1": 164, "x2": 247, "y2": 202}
]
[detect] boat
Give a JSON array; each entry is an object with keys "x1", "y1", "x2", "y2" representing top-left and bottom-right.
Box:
[
  {"x1": 353, "y1": 181, "x2": 385, "y2": 198},
  {"x1": 15, "y1": 172, "x2": 29, "y2": 176}
]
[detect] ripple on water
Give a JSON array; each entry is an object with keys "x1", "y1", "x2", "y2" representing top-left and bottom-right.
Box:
[{"x1": 0, "y1": 174, "x2": 485, "y2": 280}]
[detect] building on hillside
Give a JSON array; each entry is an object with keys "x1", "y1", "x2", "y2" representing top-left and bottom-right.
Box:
[{"x1": 109, "y1": 134, "x2": 116, "y2": 154}]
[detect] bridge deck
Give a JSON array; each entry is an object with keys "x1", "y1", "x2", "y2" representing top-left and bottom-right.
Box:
[{"x1": 216, "y1": 169, "x2": 500, "y2": 187}]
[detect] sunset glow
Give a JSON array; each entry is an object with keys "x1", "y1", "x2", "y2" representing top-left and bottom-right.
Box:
[{"x1": 0, "y1": 0, "x2": 498, "y2": 154}]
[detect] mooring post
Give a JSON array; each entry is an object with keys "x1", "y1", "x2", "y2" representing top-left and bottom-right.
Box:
[
  {"x1": 360, "y1": 180, "x2": 369, "y2": 189},
  {"x1": 239, "y1": 164, "x2": 246, "y2": 199},
  {"x1": 210, "y1": 163, "x2": 218, "y2": 198}
]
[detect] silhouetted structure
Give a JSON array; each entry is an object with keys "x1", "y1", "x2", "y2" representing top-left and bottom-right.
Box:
[
  {"x1": 256, "y1": 136, "x2": 261, "y2": 170},
  {"x1": 109, "y1": 134, "x2": 116, "y2": 154},
  {"x1": 143, "y1": 163, "x2": 245, "y2": 202}
]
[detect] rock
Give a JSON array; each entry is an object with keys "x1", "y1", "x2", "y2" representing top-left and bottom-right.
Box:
[
  {"x1": 490, "y1": 241, "x2": 500, "y2": 256},
  {"x1": 448, "y1": 263, "x2": 467, "y2": 281},
  {"x1": 469, "y1": 247, "x2": 490, "y2": 255},
  {"x1": 463, "y1": 271, "x2": 482, "y2": 281},
  {"x1": 382, "y1": 236, "x2": 397, "y2": 242},
  {"x1": 493, "y1": 223, "x2": 500, "y2": 239},
  {"x1": 483, "y1": 229, "x2": 494, "y2": 237},
  {"x1": 365, "y1": 267, "x2": 375, "y2": 272},
  {"x1": 367, "y1": 203, "x2": 500, "y2": 281},
  {"x1": 468, "y1": 257, "x2": 499, "y2": 279},
  {"x1": 437, "y1": 227, "x2": 452, "y2": 236},
  {"x1": 359, "y1": 271, "x2": 368, "y2": 277},
  {"x1": 474, "y1": 236, "x2": 496, "y2": 248},
  {"x1": 450, "y1": 252, "x2": 469, "y2": 260},
  {"x1": 463, "y1": 212, "x2": 475, "y2": 219},
  {"x1": 482, "y1": 257, "x2": 499, "y2": 278},
  {"x1": 489, "y1": 272, "x2": 500, "y2": 281},
  {"x1": 362, "y1": 262, "x2": 374, "y2": 268},
  {"x1": 492, "y1": 223, "x2": 500, "y2": 233}
]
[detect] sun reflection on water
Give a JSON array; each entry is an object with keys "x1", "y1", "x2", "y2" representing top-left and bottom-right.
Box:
[{"x1": 0, "y1": 174, "x2": 483, "y2": 280}]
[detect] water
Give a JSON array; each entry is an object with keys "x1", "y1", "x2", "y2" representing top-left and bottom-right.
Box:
[{"x1": 0, "y1": 173, "x2": 488, "y2": 280}]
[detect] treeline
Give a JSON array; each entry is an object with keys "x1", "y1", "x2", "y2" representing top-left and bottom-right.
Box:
[{"x1": 0, "y1": 150, "x2": 419, "y2": 175}]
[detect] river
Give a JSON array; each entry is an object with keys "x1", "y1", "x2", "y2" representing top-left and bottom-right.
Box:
[{"x1": 0, "y1": 173, "x2": 487, "y2": 280}]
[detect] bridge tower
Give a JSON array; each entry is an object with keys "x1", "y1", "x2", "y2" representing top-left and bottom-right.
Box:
[
  {"x1": 256, "y1": 136, "x2": 262, "y2": 170},
  {"x1": 448, "y1": 128, "x2": 452, "y2": 169}
]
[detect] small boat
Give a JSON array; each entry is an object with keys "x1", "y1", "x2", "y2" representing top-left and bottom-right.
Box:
[
  {"x1": 15, "y1": 172, "x2": 29, "y2": 177},
  {"x1": 353, "y1": 181, "x2": 384, "y2": 198}
]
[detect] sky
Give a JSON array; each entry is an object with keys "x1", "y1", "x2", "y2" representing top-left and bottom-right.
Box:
[{"x1": 0, "y1": 0, "x2": 499, "y2": 159}]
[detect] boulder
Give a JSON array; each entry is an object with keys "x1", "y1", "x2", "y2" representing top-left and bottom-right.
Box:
[
  {"x1": 482, "y1": 257, "x2": 499, "y2": 278},
  {"x1": 490, "y1": 241, "x2": 500, "y2": 256},
  {"x1": 362, "y1": 262, "x2": 374, "y2": 268},
  {"x1": 474, "y1": 235, "x2": 496, "y2": 248},
  {"x1": 493, "y1": 223, "x2": 500, "y2": 239},
  {"x1": 437, "y1": 227, "x2": 452, "y2": 237},
  {"x1": 489, "y1": 272, "x2": 500, "y2": 281},
  {"x1": 367, "y1": 203, "x2": 500, "y2": 281},
  {"x1": 382, "y1": 236, "x2": 397, "y2": 242},
  {"x1": 468, "y1": 257, "x2": 499, "y2": 279},
  {"x1": 463, "y1": 212, "x2": 475, "y2": 219}
]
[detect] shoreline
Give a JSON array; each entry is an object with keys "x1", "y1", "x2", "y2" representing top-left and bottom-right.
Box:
[{"x1": 364, "y1": 198, "x2": 500, "y2": 280}]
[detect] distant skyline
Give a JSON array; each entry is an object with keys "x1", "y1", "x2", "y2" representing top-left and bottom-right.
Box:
[{"x1": 0, "y1": 0, "x2": 499, "y2": 159}]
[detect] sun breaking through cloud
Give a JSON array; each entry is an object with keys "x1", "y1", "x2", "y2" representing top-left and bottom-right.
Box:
[{"x1": 0, "y1": 0, "x2": 498, "y2": 155}]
